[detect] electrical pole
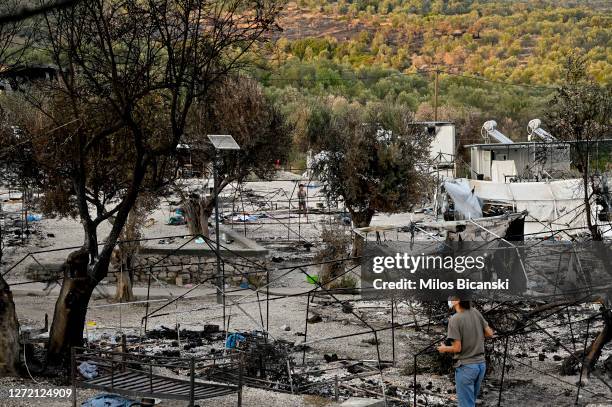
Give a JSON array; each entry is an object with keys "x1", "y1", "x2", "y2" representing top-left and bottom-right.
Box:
[
  {"x1": 213, "y1": 150, "x2": 223, "y2": 307},
  {"x1": 434, "y1": 68, "x2": 439, "y2": 122}
]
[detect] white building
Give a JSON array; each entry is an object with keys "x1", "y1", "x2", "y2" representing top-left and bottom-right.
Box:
[{"x1": 467, "y1": 141, "x2": 571, "y2": 182}]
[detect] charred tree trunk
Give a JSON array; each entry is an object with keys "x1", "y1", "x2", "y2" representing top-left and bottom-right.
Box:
[
  {"x1": 561, "y1": 308, "x2": 612, "y2": 377},
  {"x1": 48, "y1": 160, "x2": 146, "y2": 366},
  {"x1": 184, "y1": 196, "x2": 213, "y2": 237},
  {"x1": 584, "y1": 171, "x2": 601, "y2": 241},
  {"x1": 47, "y1": 249, "x2": 96, "y2": 365},
  {"x1": 576, "y1": 144, "x2": 601, "y2": 241},
  {"x1": 115, "y1": 264, "x2": 135, "y2": 303},
  {"x1": 0, "y1": 273, "x2": 20, "y2": 376},
  {"x1": 349, "y1": 209, "x2": 374, "y2": 259},
  {"x1": 581, "y1": 311, "x2": 612, "y2": 375},
  {"x1": 112, "y1": 207, "x2": 144, "y2": 303},
  {"x1": 317, "y1": 229, "x2": 350, "y2": 288}
]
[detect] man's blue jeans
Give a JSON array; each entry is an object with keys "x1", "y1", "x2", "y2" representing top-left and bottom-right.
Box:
[{"x1": 455, "y1": 362, "x2": 486, "y2": 407}]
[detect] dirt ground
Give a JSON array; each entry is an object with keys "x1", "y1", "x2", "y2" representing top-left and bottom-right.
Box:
[{"x1": 2, "y1": 179, "x2": 612, "y2": 406}]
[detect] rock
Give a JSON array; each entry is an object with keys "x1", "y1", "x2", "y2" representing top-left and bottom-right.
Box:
[
  {"x1": 341, "y1": 302, "x2": 354, "y2": 313},
  {"x1": 176, "y1": 274, "x2": 188, "y2": 286},
  {"x1": 361, "y1": 337, "x2": 379, "y2": 345},
  {"x1": 385, "y1": 385, "x2": 398, "y2": 397},
  {"x1": 281, "y1": 324, "x2": 291, "y2": 331},
  {"x1": 340, "y1": 398, "x2": 385, "y2": 407},
  {"x1": 553, "y1": 355, "x2": 563, "y2": 361},
  {"x1": 307, "y1": 314, "x2": 322, "y2": 324},
  {"x1": 539, "y1": 353, "x2": 546, "y2": 361},
  {"x1": 324, "y1": 353, "x2": 338, "y2": 363},
  {"x1": 604, "y1": 355, "x2": 612, "y2": 374},
  {"x1": 167, "y1": 265, "x2": 182, "y2": 273}
]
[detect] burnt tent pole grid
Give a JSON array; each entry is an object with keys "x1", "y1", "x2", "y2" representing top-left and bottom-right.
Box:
[
  {"x1": 497, "y1": 334, "x2": 510, "y2": 407},
  {"x1": 302, "y1": 291, "x2": 312, "y2": 365},
  {"x1": 576, "y1": 315, "x2": 591, "y2": 405}
]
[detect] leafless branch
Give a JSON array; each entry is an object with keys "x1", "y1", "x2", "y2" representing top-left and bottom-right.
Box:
[{"x1": 0, "y1": 0, "x2": 81, "y2": 25}]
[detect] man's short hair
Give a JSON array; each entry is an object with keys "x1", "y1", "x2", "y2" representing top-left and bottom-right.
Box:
[
  {"x1": 299, "y1": 183, "x2": 305, "y2": 187},
  {"x1": 449, "y1": 295, "x2": 471, "y2": 309}
]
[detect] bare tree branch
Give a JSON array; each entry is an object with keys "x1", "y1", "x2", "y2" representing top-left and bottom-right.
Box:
[{"x1": 0, "y1": 0, "x2": 81, "y2": 25}]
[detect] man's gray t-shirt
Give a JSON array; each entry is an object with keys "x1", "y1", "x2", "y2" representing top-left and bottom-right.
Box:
[{"x1": 447, "y1": 308, "x2": 488, "y2": 367}]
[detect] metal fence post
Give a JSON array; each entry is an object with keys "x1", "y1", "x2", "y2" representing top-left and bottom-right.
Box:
[
  {"x1": 334, "y1": 375, "x2": 339, "y2": 402},
  {"x1": 189, "y1": 358, "x2": 195, "y2": 407},
  {"x1": 237, "y1": 355, "x2": 243, "y2": 407},
  {"x1": 413, "y1": 354, "x2": 418, "y2": 407},
  {"x1": 497, "y1": 335, "x2": 509, "y2": 407},
  {"x1": 121, "y1": 334, "x2": 127, "y2": 372},
  {"x1": 71, "y1": 347, "x2": 77, "y2": 407}
]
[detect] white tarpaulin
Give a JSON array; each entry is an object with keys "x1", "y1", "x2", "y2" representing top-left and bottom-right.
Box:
[
  {"x1": 491, "y1": 160, "x2": 517, "y2": 183},
  {"x1": 465, "y1": 178, "x2": 592, "y2": 236},
  {"x1": 444, "y1": 179, "x2": 483, "y2": 219}
]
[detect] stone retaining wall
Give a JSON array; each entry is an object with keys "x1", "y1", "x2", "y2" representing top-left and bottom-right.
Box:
[
  {"x1": 26, "y1": 255, "x2": 267, "y2": 287},
  {"x1": 107, "y1": 254, "x2": 267, "y2": 286}
]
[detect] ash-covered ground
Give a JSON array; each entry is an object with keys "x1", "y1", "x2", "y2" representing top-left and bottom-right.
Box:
[{"x1": 2, "y1": 178, "x2": 612, "y2": 406}]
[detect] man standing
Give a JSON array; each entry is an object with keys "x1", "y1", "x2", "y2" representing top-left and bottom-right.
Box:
[
  {"x1": 297, "y1": 183, "x2": 308, "y2": 221},
  {"x1": 438, "y1": 297, "x2": 494, "y2": 407}
]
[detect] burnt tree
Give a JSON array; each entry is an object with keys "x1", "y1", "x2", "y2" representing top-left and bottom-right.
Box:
[
  {"x1": 545, "y1": 56, "x2": 612, "y2": 376},
  {"x1": 179, "y1": 75, "x2": 291, "y2": 237},
  {"x1": 2, "y1": 0, "x2": 282, "y2": 365},
  {"x1": 0, "y1": 0, "x2": 37, "y2": 376},
  {"x1": 310, "y1": 100, "x2": 431, "y2": 257}
]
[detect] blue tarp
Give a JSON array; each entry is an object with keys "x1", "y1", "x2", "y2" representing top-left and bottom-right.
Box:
[
  {"x1": 225, "y1": 333, "x2": 246, "y2": 349},
  {"x1": 81, "y1": 393, "x2": 139, "y2": 407}
]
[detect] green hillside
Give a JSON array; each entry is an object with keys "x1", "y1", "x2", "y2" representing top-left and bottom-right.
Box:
[{"x1": 248, "y1": 0, "x2": 610, "y2": 146}]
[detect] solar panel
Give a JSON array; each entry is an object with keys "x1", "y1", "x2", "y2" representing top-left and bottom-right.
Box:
[
  {"x1": 207, "y1": 134, "x2": 240, "y2": 150},
  {"x1": 482, "y1": 120, "x2": 514, "y2": 144},
  {"x1": 488, "y1": 129, "x2": 514, "y2": 144},
  {"x1": 528, "y1": 119, "x2": 556, "y2": 142}
]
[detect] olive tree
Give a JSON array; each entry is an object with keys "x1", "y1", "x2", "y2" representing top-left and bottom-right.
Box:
[
  {"x1": 310, "y1": 99, "x2": 431, "y2": 257},
  {"x1": 0, "y1": 0, "x2": 37, "y2": 376},
  {"x1": 1, "y1": 0, "x2": 282, "y2": 364},
  {"x1": 545, "y1": 56, "x2": 612, "y2": 378},
  {"x1": 180, "y1": 74, "x2": 291, "y2": 237}
]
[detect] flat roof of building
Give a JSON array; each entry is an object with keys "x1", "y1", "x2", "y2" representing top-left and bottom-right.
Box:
[
  {"x1": 465, "y1": 139, "x2": 612, "y2": 149},
  {"x1": 411, "y1": 121, "x2": 454, "y2": 125}
]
